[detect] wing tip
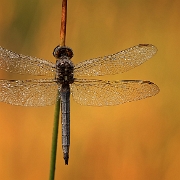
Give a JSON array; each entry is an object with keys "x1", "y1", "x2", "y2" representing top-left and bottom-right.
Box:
[
  {"x1": 142, "y1": 80, "x2": 160, "y2": 96},
  {"x1": 138, "y1": 43, "x2": 158, "y2": 53}
]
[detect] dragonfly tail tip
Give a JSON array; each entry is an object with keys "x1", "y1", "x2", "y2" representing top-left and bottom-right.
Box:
[
  {"x1": 64, "y1": 153, "x2": 69, "y2": 165},
  {"x1": 65, "y1": 160, "x2": 68, "y2": 165}
]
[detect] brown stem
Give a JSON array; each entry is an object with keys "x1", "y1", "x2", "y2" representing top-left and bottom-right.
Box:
[{"x1": 60, "y1": 0, "x2": 67, "y2": 46}]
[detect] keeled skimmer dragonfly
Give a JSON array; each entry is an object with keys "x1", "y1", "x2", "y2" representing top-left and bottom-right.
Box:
[{"x1": 0, "y1": 44, "x2": 159, "y2": 164}]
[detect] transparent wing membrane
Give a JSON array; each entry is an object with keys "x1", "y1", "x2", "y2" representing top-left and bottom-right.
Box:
[
  {"x1": 0, "y1": 79, "x2": 58, "y2": 106},
  {"x1": 74, "y1": 44, "x2": 157, "y2": 77},
  {"x1": 0, "y1": 46, "x2": 56, "y2": 76},
  {"x1": 0, "y1": 44, "x2": 159, "y2": 107},
  {"x1": 71, "y1": 79, "x2": 159, "y2": 106}
]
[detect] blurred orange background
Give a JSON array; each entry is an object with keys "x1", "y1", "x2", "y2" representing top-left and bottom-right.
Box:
[{"x1": 0, "y1": 0, "x2": 179, "y2": 179}]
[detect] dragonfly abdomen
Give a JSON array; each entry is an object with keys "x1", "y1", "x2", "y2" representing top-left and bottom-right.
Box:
[{"x1": 61, "y1": 84, "x2": 70, "y2": 165}]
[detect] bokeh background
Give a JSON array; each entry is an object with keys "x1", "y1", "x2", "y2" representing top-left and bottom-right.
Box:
[{"x1": 0, "y1": 0, "x2": 179, "y2": 179}]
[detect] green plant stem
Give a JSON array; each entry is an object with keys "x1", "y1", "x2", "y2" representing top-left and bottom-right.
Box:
[
  {"x1": 49, "y1": 0, "x2": 67, "y2": 179},
  {"x1": 49, "y1": 99, "x2": 60, "y2": 180}
]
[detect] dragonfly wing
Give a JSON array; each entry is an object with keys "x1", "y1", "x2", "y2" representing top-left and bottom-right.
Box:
[
  {"x1": 71, "y1": 79, "x2": 159, "y2": 106},
  {"x1": 0, "y1": 79, "x2": 59, "y2": 106},
  {"x1": 74, "y1": 44, "x2": 157, "y2": 77},
  {"x1": 0, "y1": 46, "x2": 56, "y2": 76}
]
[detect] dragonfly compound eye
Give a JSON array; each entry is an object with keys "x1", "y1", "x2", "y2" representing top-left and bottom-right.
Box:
[{"x1": 53, "y1": 45, "x2": 73, "y2": 59}]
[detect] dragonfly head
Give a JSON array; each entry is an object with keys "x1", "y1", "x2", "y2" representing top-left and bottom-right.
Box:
[{"x1": 53, "y1": 45, "x2": 73, "y2": 59}]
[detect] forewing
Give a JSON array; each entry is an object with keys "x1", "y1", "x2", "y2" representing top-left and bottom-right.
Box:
[
  {"x1": 0, "y1": 46, "x2": 56, "y2": 76},
  {"x1": 0, "y1": 79, "x2": 59, "y2": 106},
  {"x1": 71, "y1": 79, "x2": 159, "y2": 106},
  {"x1": 74, "y1": 44, "x2": 157, "y2": 77}
]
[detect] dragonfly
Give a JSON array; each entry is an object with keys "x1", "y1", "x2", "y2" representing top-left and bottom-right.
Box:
[{"x1": 0, "y1": 44, "x2": 159, "y2": 165}]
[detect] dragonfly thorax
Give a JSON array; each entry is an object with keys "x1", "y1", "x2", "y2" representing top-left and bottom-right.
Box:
[{"x1": 54, "y1": 46, "x2": 74, "y2": 85}]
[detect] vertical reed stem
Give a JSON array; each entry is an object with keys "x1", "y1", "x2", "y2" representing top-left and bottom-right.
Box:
[{"x1": 49, "y1": 1, "x2": 67, "y2": 180}]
